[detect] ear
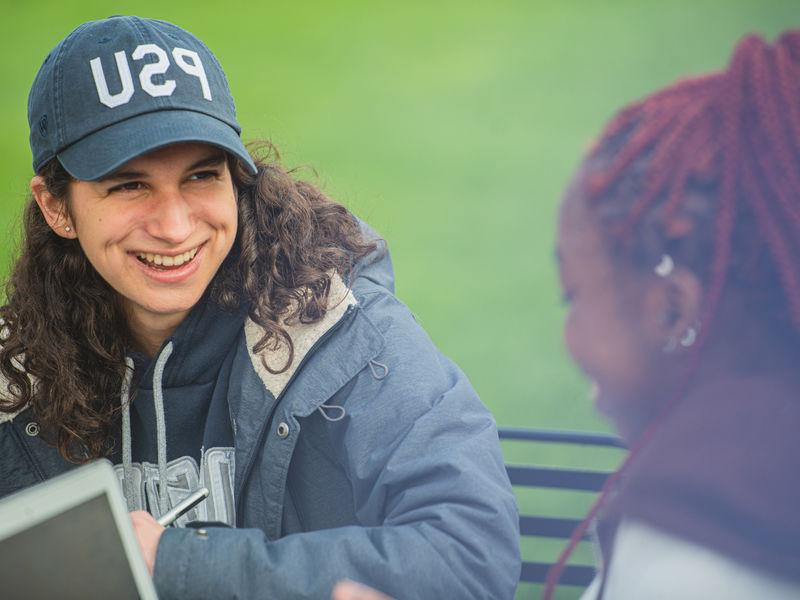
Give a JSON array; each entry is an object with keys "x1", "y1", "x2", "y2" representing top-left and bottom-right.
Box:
[
  {"x1": 30, "y1": 175, "x2": 76, "y2": 238},
  {"x1": 641, "y1": 266, "x2": 703, "y2": 350}
]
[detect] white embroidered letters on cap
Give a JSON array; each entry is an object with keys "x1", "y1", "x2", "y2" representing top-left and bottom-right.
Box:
[
  {"x1": 172, "y1": 48, "x2": 212, "y2": 101},
  {"x1": 132, "y1": 44, "x2": 176, "y2": 97},
  {"x1": 90, "y1": 51, "x2": 135, "y2": 108}
]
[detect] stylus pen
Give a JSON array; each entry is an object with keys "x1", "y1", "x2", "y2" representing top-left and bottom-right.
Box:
[{"x1": 156, "y1": 487, "x2": 210, "y2": 527}]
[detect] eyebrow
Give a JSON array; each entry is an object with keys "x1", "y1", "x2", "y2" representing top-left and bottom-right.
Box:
[
  {"x1": 186, "y1": 152, "x2": 227, "y2": 171},
  {"x1": 98, "y1": 169, "x2": 146, "y2": 183},
  {"x1": 97, "y1": 151, "x2": 227, "y2": 183}
]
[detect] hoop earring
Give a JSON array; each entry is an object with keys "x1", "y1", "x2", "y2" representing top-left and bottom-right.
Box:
[
  {"x1": 679, "y1": 325, "x2": 698, "y2": 348},
  {"x1": 663, "y1": 321, "x2": 700, "y2": 354}
]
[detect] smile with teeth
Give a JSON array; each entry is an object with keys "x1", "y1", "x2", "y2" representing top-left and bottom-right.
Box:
[{"x1": 136, "y1": 247, "x2": 199, "y2": 268}]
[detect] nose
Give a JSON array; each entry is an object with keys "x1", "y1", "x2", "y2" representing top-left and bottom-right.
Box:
[{"x1": 144, "y1": 187, "x2": 194, "y2": 244}]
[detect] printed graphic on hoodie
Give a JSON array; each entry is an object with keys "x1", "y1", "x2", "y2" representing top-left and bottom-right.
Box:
[{"x1": 114, "y1": 447, "x2": 235, "y2": 527}]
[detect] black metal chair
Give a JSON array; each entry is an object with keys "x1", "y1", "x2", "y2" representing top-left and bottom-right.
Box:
[{"x1": 498, "y1": 427, "x2": 626, "y2": 587}]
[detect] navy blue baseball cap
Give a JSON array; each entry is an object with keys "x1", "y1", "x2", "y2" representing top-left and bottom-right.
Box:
[{"x1": 28, "y1": 15, "x2": 257, "y2": 180}]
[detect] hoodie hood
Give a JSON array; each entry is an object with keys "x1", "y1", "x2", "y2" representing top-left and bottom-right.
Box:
[{"x1": 129, "y1": 295, "x2": 249, "y2": 390}]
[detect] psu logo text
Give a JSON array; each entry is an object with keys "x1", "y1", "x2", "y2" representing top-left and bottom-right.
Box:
[{"x1": 90, "y1": 44, "x2": 212, "y2": 108}]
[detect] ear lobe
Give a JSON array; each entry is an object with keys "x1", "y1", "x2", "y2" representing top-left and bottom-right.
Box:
[{"x1": 30, "y1": 176, "x2": 76, "y2": 238}]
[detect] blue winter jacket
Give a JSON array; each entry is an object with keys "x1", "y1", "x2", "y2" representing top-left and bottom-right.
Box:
[{"x1": 0, "y1": 245, "x2": 521, "y2": 599}]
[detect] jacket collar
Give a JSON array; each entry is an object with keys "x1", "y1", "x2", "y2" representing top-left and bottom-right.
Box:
[
  {"x1": 0, "y1": 359, "x2": 30, "y2": 424},
  {"x1": 243, "y1": 272, "x2": 384, "y2": 415},
  {"x1": 0, "y1": 398, "x2": 24, "y2": 424},
  {"x1": 244, "y1": 273, "x2": 355, "y2": 399}
]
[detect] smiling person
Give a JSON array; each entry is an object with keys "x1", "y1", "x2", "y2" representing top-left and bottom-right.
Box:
[
  {"x1": 547, "y1": 31, "x2": 800, "y2": 599},
  {"x1": 0, "y1": 16, "x2": 520, "y2": 599}
]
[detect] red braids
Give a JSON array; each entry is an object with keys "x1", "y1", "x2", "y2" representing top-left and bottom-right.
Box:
[{"x1": 544, "y1": 30, "x2": 800, "y2": 599}]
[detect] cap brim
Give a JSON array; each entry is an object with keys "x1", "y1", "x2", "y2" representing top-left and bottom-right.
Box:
[{"x1": 58, "y1": 110, "x2": 258, "y2": 181}]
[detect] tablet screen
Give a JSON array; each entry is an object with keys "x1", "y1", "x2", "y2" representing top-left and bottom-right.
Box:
[{"x1": 0, "y1": 492, "x2": 141, "y2": 600}]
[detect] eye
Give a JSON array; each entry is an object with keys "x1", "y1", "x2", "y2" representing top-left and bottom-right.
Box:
[
  {"x1": 187, "y1": 170, "x2": 220, "y2": 182},
  {"x1": 108, "y1": 181, "x2": 145, "y2": 194}
]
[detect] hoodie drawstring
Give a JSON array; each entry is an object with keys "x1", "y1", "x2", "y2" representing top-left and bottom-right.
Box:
[
  {"x1": 152, "y1": 341, "x2": 174, "y2": 516},
  {"x1": 120, "y1": 341, "x2": 175, "y2": 517},
  {"x1": 121, "y1": 357, "x2": 136, "y2": 512}
]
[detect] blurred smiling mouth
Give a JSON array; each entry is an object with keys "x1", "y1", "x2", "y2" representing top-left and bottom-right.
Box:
[{"x1": 135, "y1": 246, "x2": 200, "y2": 270}]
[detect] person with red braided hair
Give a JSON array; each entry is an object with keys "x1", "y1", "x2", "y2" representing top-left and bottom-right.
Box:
[{"x1": 548, "y1": 30, "x2": 800, "y2": 599}]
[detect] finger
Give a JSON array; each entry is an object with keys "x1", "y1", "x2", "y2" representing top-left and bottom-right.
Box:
[{"x1": 332, "y1": 580, "x2": 391, "y2": 600}]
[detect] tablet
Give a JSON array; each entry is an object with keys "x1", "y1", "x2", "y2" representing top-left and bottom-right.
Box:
[{"x1": 0, "y1": 460, "x2": 158, "y2": 599}]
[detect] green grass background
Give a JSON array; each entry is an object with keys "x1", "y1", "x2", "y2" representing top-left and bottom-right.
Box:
[{"x1": 1, "y1": 2, "x2": 797, "y2": 597}]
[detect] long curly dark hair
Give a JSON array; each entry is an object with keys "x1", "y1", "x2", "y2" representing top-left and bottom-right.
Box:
[{"x1": 0, "y1": 142, "x2": 376, "y2": 462}]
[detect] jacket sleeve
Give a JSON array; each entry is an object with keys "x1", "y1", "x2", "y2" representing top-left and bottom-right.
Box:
[{"x1": 153, "y1": 292, "x2": 521, "y2": 599}]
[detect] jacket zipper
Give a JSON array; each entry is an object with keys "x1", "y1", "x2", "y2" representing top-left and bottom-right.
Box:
[{"x1": 235, "y1": 304, "x2": 357, "y2": 523}]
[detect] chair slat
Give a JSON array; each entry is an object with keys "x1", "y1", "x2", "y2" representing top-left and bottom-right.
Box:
[
  {"x1": 499, "y1": 427, "x2": 626, "y2": 448},
  {"x1": 506, "y1": 464, "x2": 611, "y2": 491},
  {"x1": 519, "y1": 515, "x2": 589, "y2": 539},
  {"x1": 521, "y1": 561, "x2": 596, "y2": 586},
  {"x1": 502, "y1": 427, "x2": 626, "y2": 586}
]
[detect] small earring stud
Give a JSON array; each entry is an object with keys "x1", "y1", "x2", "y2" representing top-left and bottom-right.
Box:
[
  {"x1": 654, "y1": 254, "x2": 674, "y2": 277},
  {"x1": 64, "y1": 226, "x2": 72, "y2": 232}
]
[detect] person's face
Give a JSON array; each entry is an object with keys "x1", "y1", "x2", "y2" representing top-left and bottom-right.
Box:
[
  {"x1": 556, "y1": 181, "x2": 669, "y2": 439},
  {"x1": 55, "y1": 143, "x2": 238, "y2": 339}
]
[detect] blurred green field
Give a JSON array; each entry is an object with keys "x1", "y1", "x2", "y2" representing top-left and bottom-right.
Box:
[{"x1": 1, "y1": 2, "x2": 798, "y2": 597}]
